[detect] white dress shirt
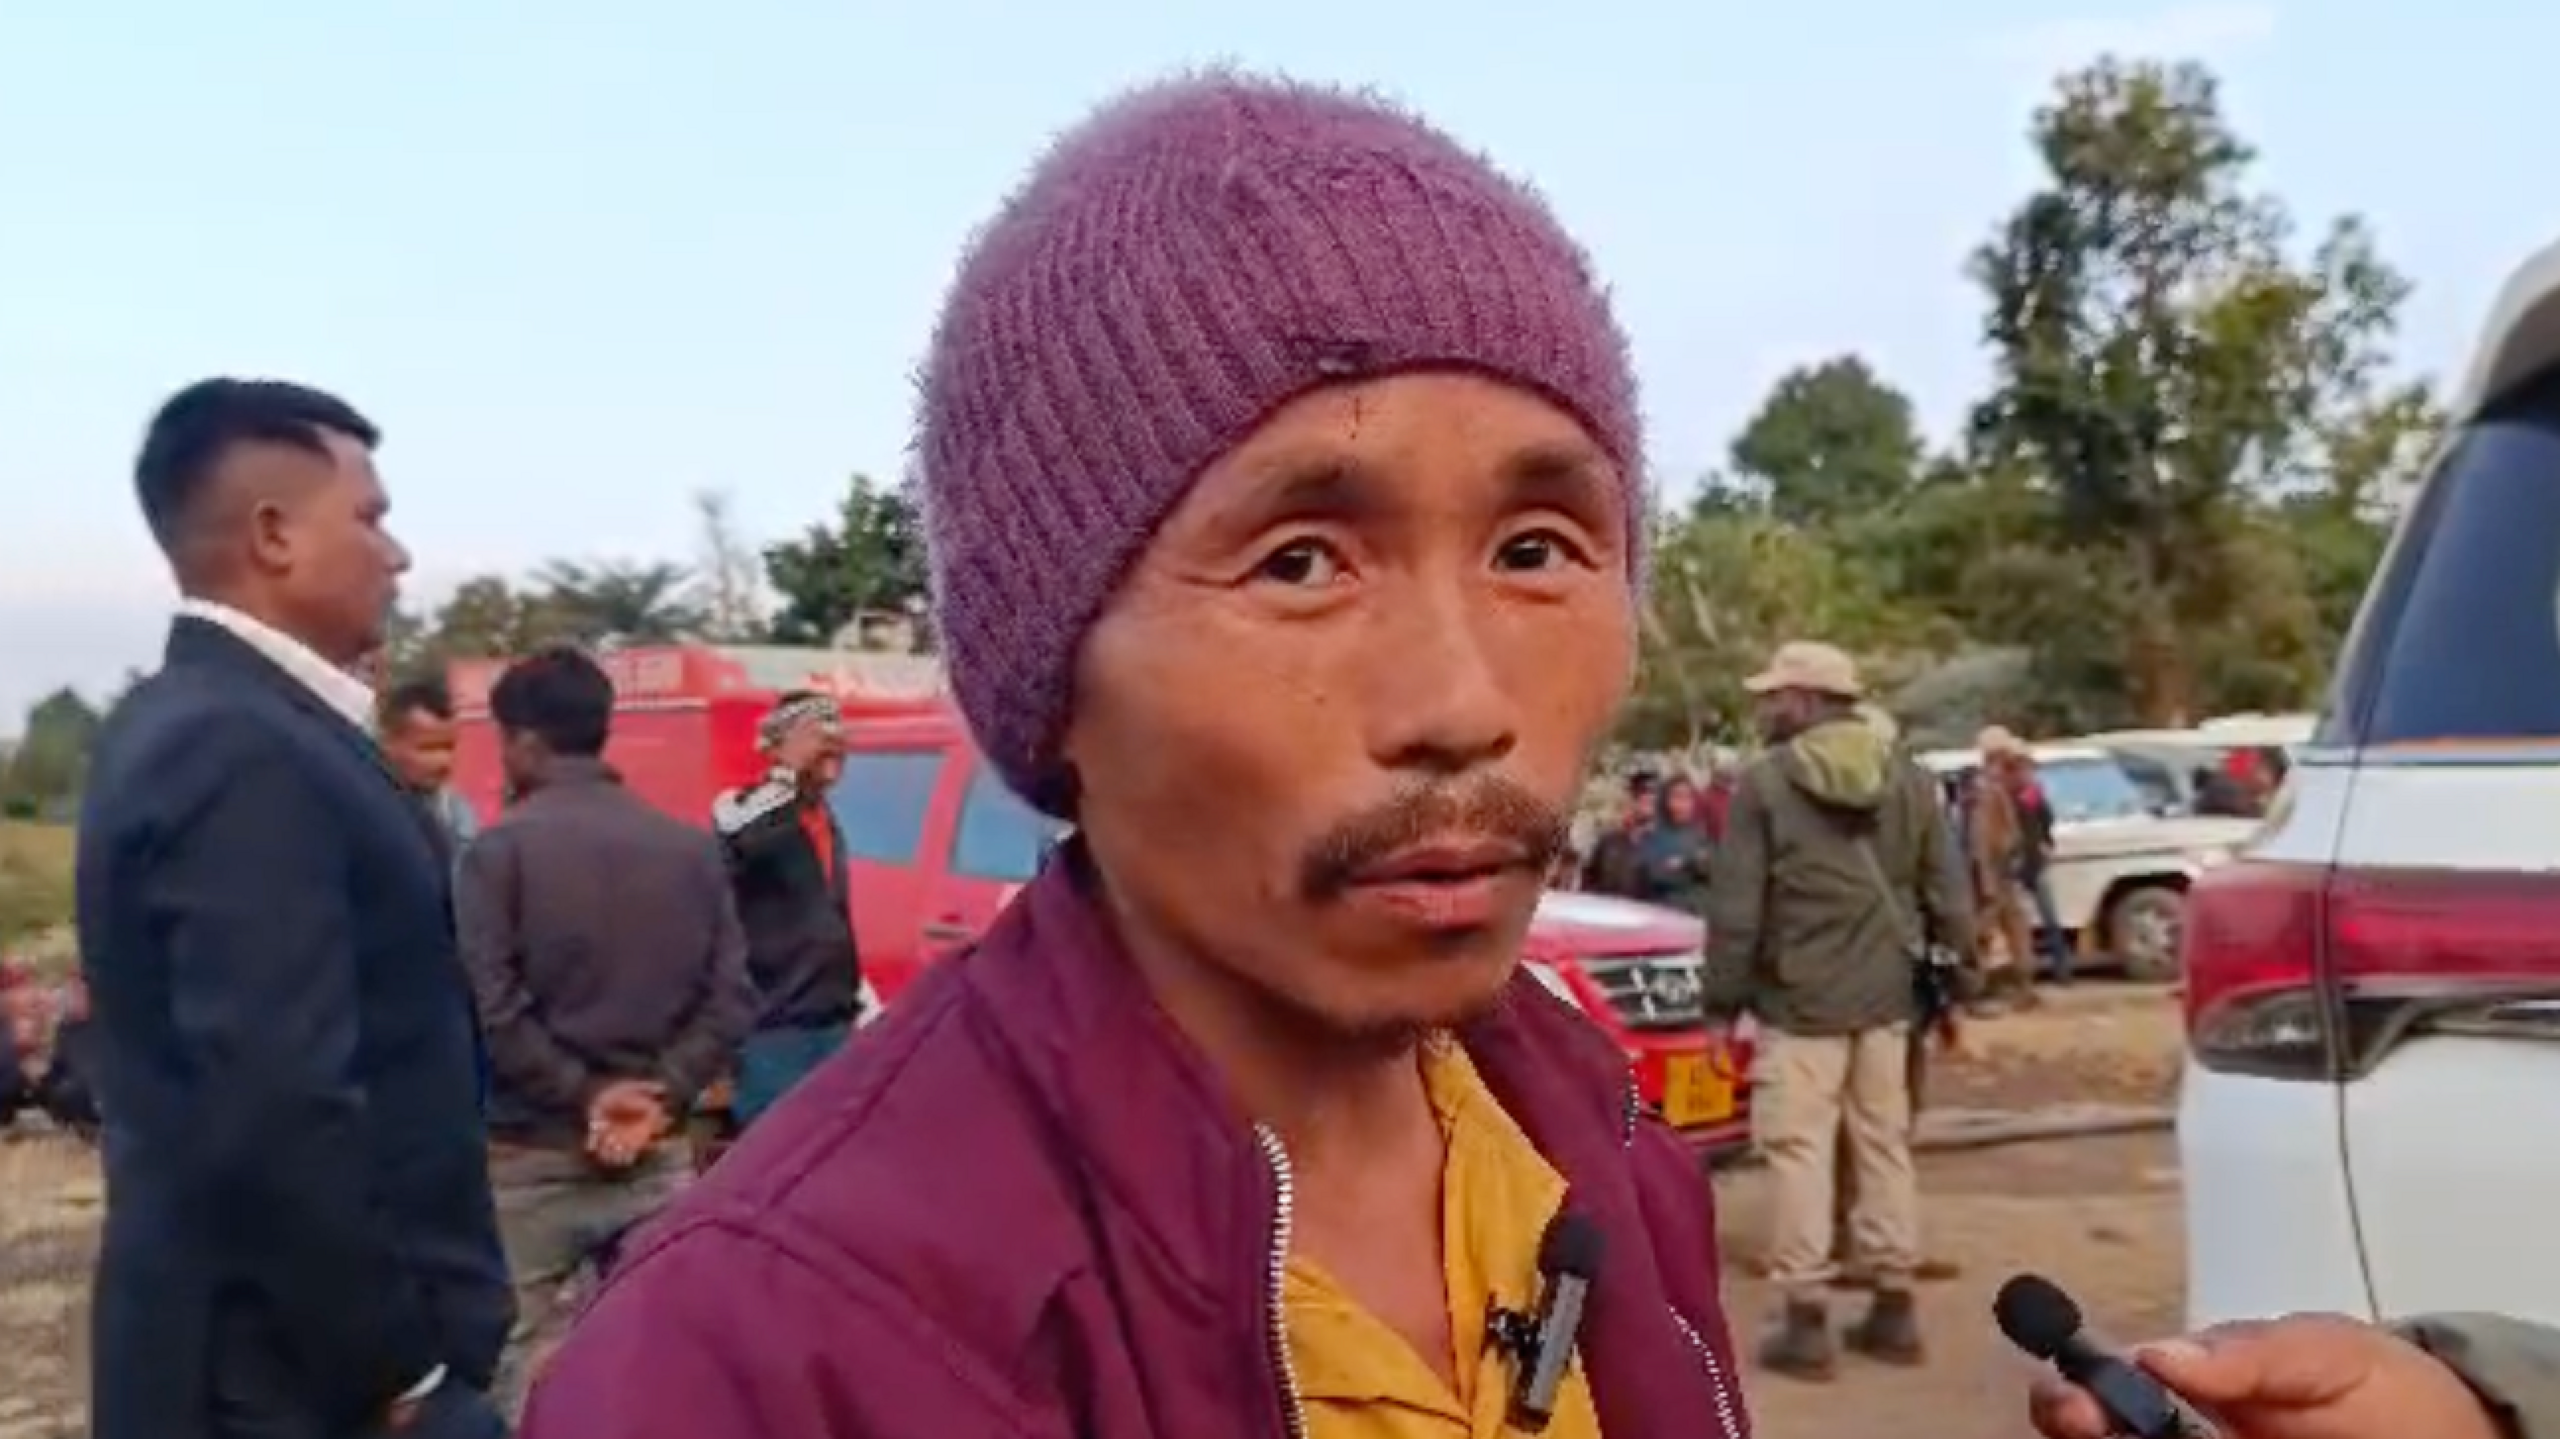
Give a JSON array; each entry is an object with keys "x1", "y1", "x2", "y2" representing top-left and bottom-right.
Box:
[{"x1": 175, "y1": 598, "x2": 376, "y2": 733}]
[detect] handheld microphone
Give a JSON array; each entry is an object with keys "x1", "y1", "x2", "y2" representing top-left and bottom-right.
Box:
[
  {"x1": 1994, "y1": 1273, "x2": 2209, "y2": 1439},
  {"x1": 1498, "y1": 1212, "x2": 1604, "y2": 1433}
]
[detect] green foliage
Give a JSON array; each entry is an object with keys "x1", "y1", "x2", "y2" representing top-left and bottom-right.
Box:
[
  {"x1": 1624, "y1": 54, "x2": 2439, "y2": 745},
  {"x1": 530, "y1": 559, "x2": 708, "y2": 646},
  {"x1": 0, "y1": 689, "x2": 102, "y2": 815},
  {"x1": 1727, "y1": 355, "x2": 1926, "y2": 527},
  {"x1": 1956, "y1": 57, "x2": 2441, "y2": 723},
  {"x1": 763, "y1": 473, "x2": 931, "y2": 648},
  {"x1": 391, "y1": 559, "x2": 714, "y2": 669}
]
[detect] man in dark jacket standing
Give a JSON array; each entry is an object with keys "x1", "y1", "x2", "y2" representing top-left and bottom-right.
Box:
[
  {"x1": 710, "y1": 690, "x2": 862, "y2": 1127},
  {"x1": 456, "y1": 647, "x2": 754, "y2": 1415},
  {"x1": 77, "y1": 378, "x2": 509, "y2": 1439},
  {"x1": 1704, "y1": 639, "x2": 1974, "y2": 1381},
  {"x1": 527, "y1": 72, "x2": 1748, "y2": 1439}
]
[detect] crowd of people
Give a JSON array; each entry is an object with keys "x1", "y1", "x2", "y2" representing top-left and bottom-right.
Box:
[{"x1": 44, "y1": 64, "x2": 2560, "y2": 1439}]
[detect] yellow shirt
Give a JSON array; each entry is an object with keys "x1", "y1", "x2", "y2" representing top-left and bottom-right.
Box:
[{"x1": 1282, "y1": 1043, "x2": 1605, "y2": 1439}]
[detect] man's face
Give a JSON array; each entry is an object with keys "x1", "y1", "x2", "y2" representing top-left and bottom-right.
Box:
[
  {"x1": 381, "y1": 705, "x2": 458, "y2": 792},
  {"x1": 248, "y1": 430, "x2": 409, "y2": 664},
  {"x1": 773, "y1": 719, "x2": 845, "y2": 795},
  {"x1": 1065, "y1": 370, "x2": 1636, "y2": 1040},
  {"x1": 1751, "y1": 689, "x2": 1802, "y2": 743},
  {"x1": 1663, "y1": 782, "x2": 1698, "y2": 826},
  {"x1": 1623, "y1": 785, "x2": 1656, "y2": 830}
]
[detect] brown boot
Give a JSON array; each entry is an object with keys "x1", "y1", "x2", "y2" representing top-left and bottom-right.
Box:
[
  {"x1": 1843, "y1": 1288, "x2": 1926, "y2": 1366},
  {"x1": 1758, "y1": 1299, "x2": 1838, "y2": 1381}
]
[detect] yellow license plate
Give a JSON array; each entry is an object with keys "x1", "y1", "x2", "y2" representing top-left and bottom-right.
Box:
[{"x1": 1660, "y1": 1052, "x2": 1736, "y2": 1127}]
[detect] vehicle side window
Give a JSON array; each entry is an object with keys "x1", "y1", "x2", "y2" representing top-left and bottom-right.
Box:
[
  {"x1": 2112, "y1": 753, "x2": 2178, "y2": 810},
  {"x1": 827, "y1": 749, "x2": 945, "y2": 863},
  {"x1": 950, "y1": 768, "x2": 1065, "y2": 882},
  {"x1": 2326, "y1": 365, "x2": 2560, "y2": 745}
]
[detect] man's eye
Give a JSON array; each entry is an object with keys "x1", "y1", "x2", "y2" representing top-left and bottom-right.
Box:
[
  {"x1": 1495, "y1": 530, "x2": 1569, "y2": 572},
  {"x1": 1254, "y1": 539, "x2": 1347, "y2": 588}
]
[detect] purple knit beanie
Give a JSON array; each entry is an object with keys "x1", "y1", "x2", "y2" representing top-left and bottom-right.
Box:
[{"x1": 916, "y1": 70, "x2": 1645, "y2": 813}]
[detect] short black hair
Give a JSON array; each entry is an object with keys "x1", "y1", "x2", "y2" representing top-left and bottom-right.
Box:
[
  {"x1": 488, "y1": 647, "x2": 615, "y2": 758},
  {"x1": 134, "y1": 378, "x2": 380, "y2": 553},
  {"x1": 381, "y1": 674, "x2": 455, "y2": 726}
]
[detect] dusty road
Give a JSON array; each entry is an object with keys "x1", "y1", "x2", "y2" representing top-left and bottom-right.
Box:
[
  {"x1": 1722, "y1": 984, "x2": 2186, "y2": 1438},
  {"x1": 0, "y1": 983, "x2": 2184, "y2": 1439}
]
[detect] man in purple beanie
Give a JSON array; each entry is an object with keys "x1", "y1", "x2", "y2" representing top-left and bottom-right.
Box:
[{"x1": 524, "y1": 70, "x2": 1748, "y2": 1439}]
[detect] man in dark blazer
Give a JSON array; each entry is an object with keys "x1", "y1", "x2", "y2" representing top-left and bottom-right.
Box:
[{"x1": 75, "y1": 379, "x2": 512, "y2": 1439}]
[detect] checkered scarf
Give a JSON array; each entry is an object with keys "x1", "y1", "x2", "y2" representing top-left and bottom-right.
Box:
[{"x1": 758, "y1": 693, "x2": 842, "y2": 751}]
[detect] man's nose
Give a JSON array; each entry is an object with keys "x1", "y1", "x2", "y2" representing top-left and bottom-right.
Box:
[{"x1": 1361, "y1": 582, "x2": 1520, "y2": 778}]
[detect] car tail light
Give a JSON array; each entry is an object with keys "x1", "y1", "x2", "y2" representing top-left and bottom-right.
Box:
[{"x1": 2184, "y1": 859, "x2": 2560, "y2": 1081}]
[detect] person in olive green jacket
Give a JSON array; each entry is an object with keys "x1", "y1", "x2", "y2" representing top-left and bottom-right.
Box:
[
  {"x1": 1703, "y1": 640, "x2": 1975, "y2": 1381},
  {"x1": 2031, "y1": 1309, "x2": 2560, "y2": 1439}
]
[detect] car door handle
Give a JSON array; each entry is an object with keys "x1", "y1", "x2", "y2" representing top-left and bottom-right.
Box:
[{"x1": 921, "y1": 920, "x2": 976, "y2": 944}]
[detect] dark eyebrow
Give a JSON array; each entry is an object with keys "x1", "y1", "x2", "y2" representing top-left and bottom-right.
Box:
[
  {"x1": 1499, "y1": 440, "x2": 1617, "y2": 510},
  {"x1": 1222, "y1": 455, "x2": 1388, "y2": 531},
  {"x1": 1206, "y1": 435, "x2": 1618, "y2": 540}
]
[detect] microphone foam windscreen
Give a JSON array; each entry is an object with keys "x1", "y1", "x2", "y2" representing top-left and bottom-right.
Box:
[
  {"x1": 1538, "y1": 1212, "x2": 1605, "y2": 1278},
  {"x1": 1993, "y1": 1273, "x2": 2084, "y2": 1360}
]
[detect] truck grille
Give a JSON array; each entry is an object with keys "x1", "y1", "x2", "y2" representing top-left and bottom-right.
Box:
[{"x1": 1577, "y1": 953, "x2": 1705, "y2": 1030}]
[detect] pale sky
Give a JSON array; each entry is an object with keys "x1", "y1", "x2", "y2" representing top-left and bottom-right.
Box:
[{"x1": 5, "y1": 1, "x2": 2553, "y2": 727}]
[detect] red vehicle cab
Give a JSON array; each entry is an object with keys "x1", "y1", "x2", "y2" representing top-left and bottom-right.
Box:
[{"x1": 447, "y1": 643, "x2": 1749, "y2": 1150}]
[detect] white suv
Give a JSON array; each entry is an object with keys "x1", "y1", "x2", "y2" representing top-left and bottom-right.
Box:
[{"x1": 2180, "y1": 239, "x2": 2560, "y2": 1329}]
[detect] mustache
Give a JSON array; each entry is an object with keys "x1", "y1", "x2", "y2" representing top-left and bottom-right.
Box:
[{"x1": 1300, "y1": 776, "x2": 1572, "y2": 901}]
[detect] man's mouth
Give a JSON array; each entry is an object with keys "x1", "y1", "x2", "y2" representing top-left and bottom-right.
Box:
[
  {"x1": 1336, "y1": 838, "x2": 1542, "y2": 931},
  {"x1": 1351, "y1": 837, "x2": 1529, "y2": 888}
]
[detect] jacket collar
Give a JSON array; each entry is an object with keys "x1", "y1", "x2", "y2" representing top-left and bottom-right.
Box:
[
  {"x1": 172, "y1": 598, "x2": 374, "y2": 733},
  {"x1": 965, "y1": 847, "x2": 1639, "y2": 1298}
]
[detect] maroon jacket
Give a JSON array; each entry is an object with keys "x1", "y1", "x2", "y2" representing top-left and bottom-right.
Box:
[{"x1": 524, "y1": 855, "x2": 1750, "y2": 1439}]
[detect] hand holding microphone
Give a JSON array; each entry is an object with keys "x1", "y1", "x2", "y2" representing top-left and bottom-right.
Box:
[{"x1": 2001, "y1": 1273, "x2": 2503, "y2": 1439}]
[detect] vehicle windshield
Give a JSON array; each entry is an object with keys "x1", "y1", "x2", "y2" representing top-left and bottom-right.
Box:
[{"x1": 2035, "y1": 756, "x2": 2152, "y2": 823}]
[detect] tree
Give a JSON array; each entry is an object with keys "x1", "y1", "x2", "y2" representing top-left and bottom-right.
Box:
[
  {"x1": 1, "y1": 687, "x2": 103, "y2": 813},
  {"x1": 423, "y1": 575, "x2": 558, "y2": 659},
  {"x1": 1967, "y1": 57, "x2": 2432, "y2": 724},
  {"x1": 692, "y1": 490, "x2": 770, "y2": 642},
  {"x1": 1728, "y1": 355, "x2": 1926, "y2": 527},
  {"x1": 1624, "y1": 510, "x2": 1939, "y2": 747},
  {"x1": 534, "y1": 559, "x2": 707, "y2": 647},
  {"x1": 764, "y1": 473, "x2": 931, "y2": 647}
]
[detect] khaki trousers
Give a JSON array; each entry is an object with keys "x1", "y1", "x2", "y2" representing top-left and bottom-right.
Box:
[
  {"x1": 1753, "y1": 1025, "x2": 1922, "y2": 1297},
  {"x1": 488, "y1": 1143, "x2": 688, "y2": 1418}
]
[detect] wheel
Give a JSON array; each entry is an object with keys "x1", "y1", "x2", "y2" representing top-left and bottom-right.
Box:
[{"x1": 2105, "y1": 883, "x2": 2187, "y2": 984}]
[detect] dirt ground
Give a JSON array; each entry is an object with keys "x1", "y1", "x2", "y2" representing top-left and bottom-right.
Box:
[
  {"x1": 0, "y1": 982, "x2": 2185, "y2": 1439},
  {"x1": 1, "y1": 1130, "x2": 97, "y2": 1439},
  {"x1": 1723, "y1": 982, "x2": 2186, "y2": 1438}
]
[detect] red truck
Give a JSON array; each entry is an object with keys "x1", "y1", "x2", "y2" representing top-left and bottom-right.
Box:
[{"x1": 447, "y1": 643, "x2": 1748, "y2": 1148}]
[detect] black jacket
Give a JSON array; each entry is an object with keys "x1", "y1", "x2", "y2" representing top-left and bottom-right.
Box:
[
  {"x1": 75, "y1": 618, "x2": 510, "y2": 1439},
  {"x1": 713, "y1": 777, "x2": 863, "y2": 1030}
]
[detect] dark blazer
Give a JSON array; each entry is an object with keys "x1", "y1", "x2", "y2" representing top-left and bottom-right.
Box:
[{"x1": 75, "y1": 617, "x2": 511, "y2": 1439}]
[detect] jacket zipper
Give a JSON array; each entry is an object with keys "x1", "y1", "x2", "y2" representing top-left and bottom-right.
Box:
[
  {"x1": 1669, "y1": 1305, "x2": 1748, "y2": 1439},
  {"x1": 1254, "y1": 1124, "x2": 1311, "y2": 1439},
  {"x1": 1626, "y1": 1067, "x2": 1746, "y2": 1439}
]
